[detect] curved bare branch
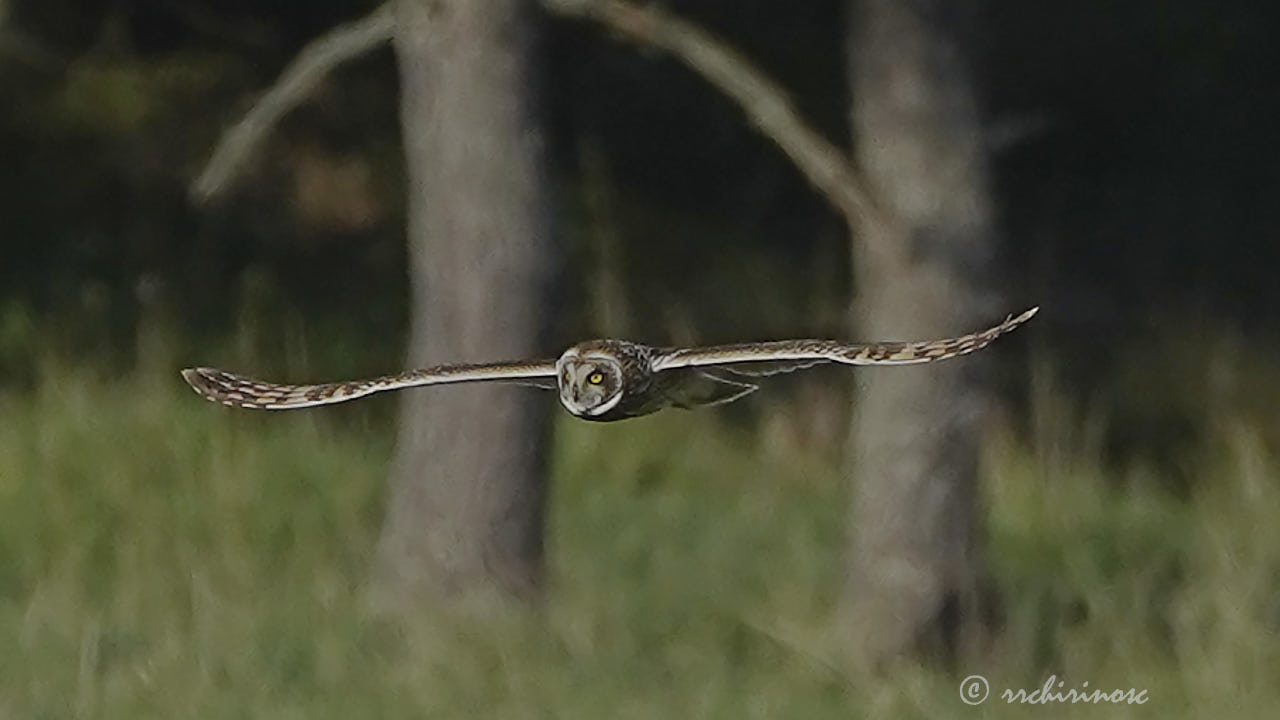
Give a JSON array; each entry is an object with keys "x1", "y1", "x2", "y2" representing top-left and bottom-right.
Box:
[
  {"x1": 192, "y1": 0, "x2": 899, "y2": 246},
  {"x1": 190, "y1": 4, "x2": 395, "y2": 204},
  {"x1": 546, "y1": 0, "x2": 899, "y2": 238}
]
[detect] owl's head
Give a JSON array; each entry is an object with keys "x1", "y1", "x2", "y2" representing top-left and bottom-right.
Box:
[{"x1": 555, "y1": 346, "x2": 624, "y2": 418}]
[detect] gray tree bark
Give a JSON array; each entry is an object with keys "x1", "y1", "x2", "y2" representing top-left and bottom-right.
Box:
[
  {"x1": 373, "y1": 0, "x2": 554, "y2": 604},
  {"x1": 844, "y1": 0, "x2": 1000, "y2": 665}
]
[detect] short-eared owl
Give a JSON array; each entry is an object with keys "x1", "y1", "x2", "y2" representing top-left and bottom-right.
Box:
[{"x1": 182, "y1": 307, "x2": 1037, "y2": 422}]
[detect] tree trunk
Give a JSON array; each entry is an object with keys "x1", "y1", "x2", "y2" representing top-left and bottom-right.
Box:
[
  {"x1": 844, "y1": 0, "x2": 999, "y2": 665},
  {"x1": 374, "y1": 0, "x2": 553, "y2": 604}
]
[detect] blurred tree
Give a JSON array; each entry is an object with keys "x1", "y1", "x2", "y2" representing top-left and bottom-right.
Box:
[
  {"x1": 372, "y1": 0, "x2": 555, "y2": 604},
  {"x1": 843, "y1": 0, "x2": 1000, "y2": 665}
]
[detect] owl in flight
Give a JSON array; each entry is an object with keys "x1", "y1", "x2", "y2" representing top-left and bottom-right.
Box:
[{"x1": 182, "y1": 307, "x2": 1037, "y2": 423}]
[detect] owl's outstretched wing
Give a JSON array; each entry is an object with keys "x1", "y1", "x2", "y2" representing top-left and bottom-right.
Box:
[
  {"x1": 181, "y1": 360, "x2": 558, "y2": 410},
  {"x1": 650, "y1": 307, "x2": 1038, "y2": 376}
]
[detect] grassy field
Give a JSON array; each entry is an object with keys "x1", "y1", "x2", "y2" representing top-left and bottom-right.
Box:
[{"x1": 1, "y1": 357, "x2": 1278, "y2": 718}]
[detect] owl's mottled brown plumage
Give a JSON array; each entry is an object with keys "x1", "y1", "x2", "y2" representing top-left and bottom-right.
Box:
[{"x1": 182, "y1": 307, "x2": 1037, "y2": 421}]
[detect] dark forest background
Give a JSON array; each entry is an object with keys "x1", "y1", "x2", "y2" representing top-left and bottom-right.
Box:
[{"x1": 6, "y1": 0, "x2": 1278, "y2": 370}]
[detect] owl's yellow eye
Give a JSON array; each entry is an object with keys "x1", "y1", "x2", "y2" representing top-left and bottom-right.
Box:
[{"x1": 588, "y1": 372, "x2": 604, "y2": 385}]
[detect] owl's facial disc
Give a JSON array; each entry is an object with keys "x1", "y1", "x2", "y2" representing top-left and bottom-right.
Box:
[{"x1": 556, "y1": 351, "x2": 623, "y2": 417}]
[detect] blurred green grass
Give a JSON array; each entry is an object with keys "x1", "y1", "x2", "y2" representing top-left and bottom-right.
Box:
[{"x1": 1, "y1": 354, "x2": 1278, "y2": 718}]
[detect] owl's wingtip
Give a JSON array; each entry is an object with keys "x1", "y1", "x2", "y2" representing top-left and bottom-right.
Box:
[
  {"x1": 1009, "y1": 306, "x2": 1039, "y2": 325},
  {"x1": 180, "y1": 367, "x2": 220, "y2": 401},
  {"x1": 181, "y1": 366, "x2": 209, "y2": 384}
]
